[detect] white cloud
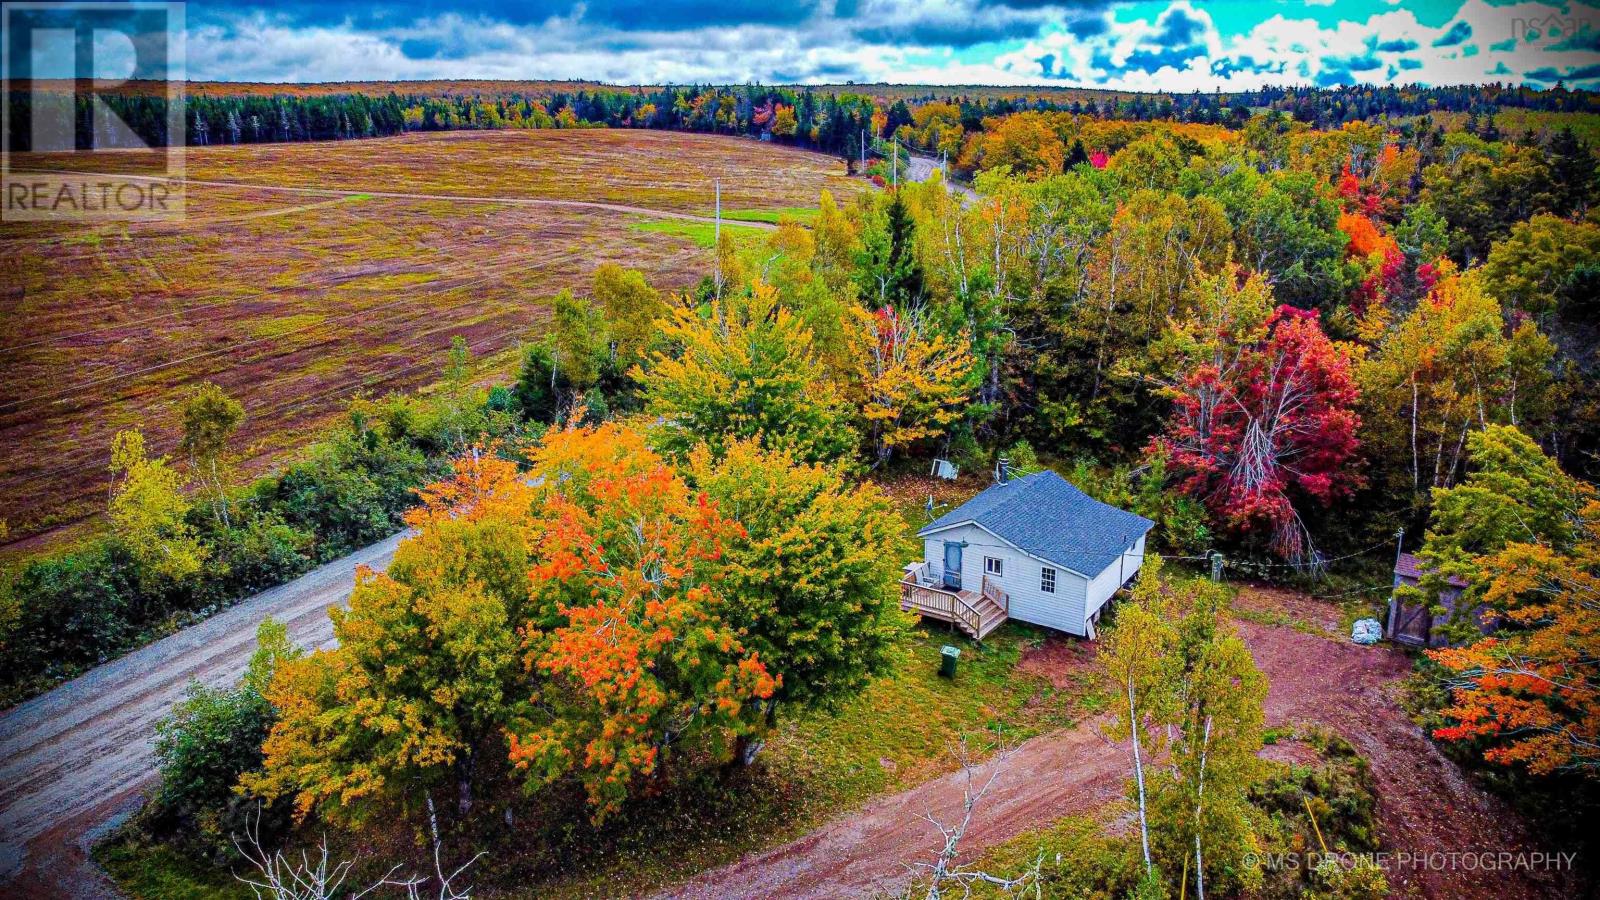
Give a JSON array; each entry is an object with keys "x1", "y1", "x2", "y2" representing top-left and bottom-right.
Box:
[
  {"x1": 181, "y1": 0, "x2": 1600, "y2": 88},
  {"x1": 995, "y1": 0, "x2": 1597, "y2": 90}
]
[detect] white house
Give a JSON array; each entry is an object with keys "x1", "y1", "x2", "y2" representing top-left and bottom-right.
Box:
[{"x1": 901, "y1": 470, "x2": 1153, "y2": 640}]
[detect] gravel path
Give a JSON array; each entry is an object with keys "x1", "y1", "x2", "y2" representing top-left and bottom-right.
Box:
[
  {"x1": 660, "y1": 605, "x2": 1577, "y2": 900},
  {"x1": 12, "y1": 170, "x2": 779, "y2": 230},
  {"x1": 904, "y1": 153, "x2": 977, "y2": 203},
  {"x1": 0, "y1": 530, "x2": 407, "y2": 897}
]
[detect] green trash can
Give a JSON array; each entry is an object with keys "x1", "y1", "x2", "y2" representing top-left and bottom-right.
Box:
[{"x1": 939, "y1": 645, "x2": 961, "y2": 678}]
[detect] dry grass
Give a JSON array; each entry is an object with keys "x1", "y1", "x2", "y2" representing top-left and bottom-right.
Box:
[
  {"x1": 0, "y1": 130, "x2": 864, "y2": 546},
  {"x1": 22, "y1": 129, "x2": 860, "y2": 214}
]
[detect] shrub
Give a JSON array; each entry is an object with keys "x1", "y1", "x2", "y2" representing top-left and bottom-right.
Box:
[
  {"x1": 148, "y1": 620, "x2": 300, "y2": 855},
  {"x1": 1308, "y1": 855, "x2": 1388, "y2": 900},
  {"x1": 1249, "y1": 730, "x2": 1383, "y2": 899},
  {"x1": 192, "y1": 513, "x2": 317, "y2": 606},
  {"x1": 1002, "y1": 439, "x2": 1039, "y2": 474},
  {"x1": 4, "y1": 543, "x2": 142, "y2": 688},
  {"x1": 257, "y1": 420, "x2": 431, "y2": 560}
]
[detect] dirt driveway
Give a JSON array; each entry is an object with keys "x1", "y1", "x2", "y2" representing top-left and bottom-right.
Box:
[{"x1": 661, "y1": 594, "x2": 1577, "y2": 900}]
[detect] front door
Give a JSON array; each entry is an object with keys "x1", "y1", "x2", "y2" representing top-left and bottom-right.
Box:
[{"x1": 943, "y1": 542, "x2": 963, "y2": 590}]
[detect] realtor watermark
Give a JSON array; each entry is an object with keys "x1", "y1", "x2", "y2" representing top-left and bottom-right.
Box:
[
  {"x1": 1244, "y1": 849, "x2": 1578, "y2": 873},
  {"x1": 2, "y1": 1, "x2": 185, "y2": 222},
  {"x1": 1510, "y1": 12, "x2": 1599, "y2": 45}
]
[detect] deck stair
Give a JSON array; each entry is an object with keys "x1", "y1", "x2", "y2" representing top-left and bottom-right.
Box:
[{"x1": 900, "y1": 563, "x2": 1009, "y2": 640}]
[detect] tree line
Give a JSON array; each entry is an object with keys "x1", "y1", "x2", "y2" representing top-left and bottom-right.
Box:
[{"x1": 6, "y1": 80, "x2": 1595, "y2": 160}]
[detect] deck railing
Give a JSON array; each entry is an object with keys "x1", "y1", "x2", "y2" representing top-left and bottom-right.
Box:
[
  {"x1": 981, "y1": 575, "x2": 1009, "y2": 613},
  {"x1": 901, "y1": 562, "x2": 983, "y2": 636}
]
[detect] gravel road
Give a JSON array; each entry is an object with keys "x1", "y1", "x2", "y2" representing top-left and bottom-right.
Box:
[
  {"x1": 905, "y1": 153, "x2": 977, "y2": 203},
  {"x1": 0, "y1": 530, "x2": 407, "y2": 898}
]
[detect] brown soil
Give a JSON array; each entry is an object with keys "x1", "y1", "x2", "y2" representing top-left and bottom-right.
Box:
[
  {"x1": 1233, "y1": 583, "x2": 1349, "y2": 637},
  {"x1": 1015, "y1": 635, "x2": 1097, "y2": 690},
  {"x1": 662, "y1": 605, "x2": 1580, "y2": 900}
]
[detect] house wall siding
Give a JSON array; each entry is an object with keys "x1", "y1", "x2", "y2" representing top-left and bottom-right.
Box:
[
  {"x1": 1084, "y1": 533, "x2": 1146, "y2": 623},
  {"x1": 921, "y1": 525, "x2": 1090, "y2": 636}
]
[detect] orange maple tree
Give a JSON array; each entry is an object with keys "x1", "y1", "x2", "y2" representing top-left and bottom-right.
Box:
[
  {"x1": 507, "y1": 425, "x2": 777, "y2": 818},
  {"x1": 1430, "y1": 496, "x2": 1600, "y2": 777}
]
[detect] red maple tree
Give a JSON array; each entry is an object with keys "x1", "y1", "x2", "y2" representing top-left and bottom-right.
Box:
[{"x1": 1156, "y1": 302, "x2": 1362, "y2": 562}]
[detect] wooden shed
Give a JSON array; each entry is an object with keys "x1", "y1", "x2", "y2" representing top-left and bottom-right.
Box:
[{"x1": 1385, "y1": 552, "x2": 1493, "y2": 648}]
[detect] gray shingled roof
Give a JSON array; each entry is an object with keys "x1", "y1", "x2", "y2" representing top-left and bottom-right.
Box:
[
  {"x1": 1395, "y1": 552, "x2": 1468, "y2": 588},
  {"x1": 919, "y1": 470, "x2": 1154, "y2": 577}
]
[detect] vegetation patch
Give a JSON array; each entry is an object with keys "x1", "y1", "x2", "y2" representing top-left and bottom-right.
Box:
[
  {"x1": 243, "y1": 313, "x2": 325, "y2": 340},
  {"x1": 720, "y1": 206, "x2": 819, "y2": 224},
  {"x1": 629, "y1": 217, "x2": 765, "y2": 249},
  {"x1": 938, "y1": 728, "x2": 1383, "y2": 899}
]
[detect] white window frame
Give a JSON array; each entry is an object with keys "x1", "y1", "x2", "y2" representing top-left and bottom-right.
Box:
[
  {"x1": 984, "y1": 556, "x2": 1004, "y2": 577},
  {"x1": 1040, "y1": 566, "x2": 1056, "y2": 594}
]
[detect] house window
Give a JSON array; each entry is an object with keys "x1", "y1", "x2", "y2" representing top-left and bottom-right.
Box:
[
  {"x1": 1041, "y1": 567, "x2": 1056, "y2": 594},
  {"x1": 984, "y1": 557, "x2": 1004, "y2": 577}
]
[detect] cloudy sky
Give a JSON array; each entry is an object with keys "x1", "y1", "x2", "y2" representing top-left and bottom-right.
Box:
[{"x1": 179, "y1": 0, "x2": 1600, "y2": 89}]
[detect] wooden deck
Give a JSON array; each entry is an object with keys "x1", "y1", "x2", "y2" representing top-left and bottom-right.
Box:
[{"x1": 900, "y1": 563, "x2": 1008, "y2": 640}]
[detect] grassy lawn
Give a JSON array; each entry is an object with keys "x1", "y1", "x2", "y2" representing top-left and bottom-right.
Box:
[
  {"x1": 719, "y1": 206, "x2": 819, "y2": 225},
  {"x1": 95, "y1": 839, "x2": 253, "y2": 900},
  {"x1": 628, "y1": 217, "x2": 768, "y2": 249}
]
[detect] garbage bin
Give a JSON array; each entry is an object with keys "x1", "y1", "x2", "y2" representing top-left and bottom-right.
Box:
[{"x1": 939, "y1": 645, "x2": 961, "y2": 678}]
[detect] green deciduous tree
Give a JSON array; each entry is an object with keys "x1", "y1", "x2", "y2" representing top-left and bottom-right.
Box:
[
  {"x1": 1101, "y1": 560, "x2": 1178, "y2": 880},
  {"x1": 549, "y1": 289, "x2": 608, "y2": 394},
  {"x1": 688, "y1": 438, "x2": 904, "y2": 747},
  {"x1": 1152, "y1": 580, "x2": 1268, "y2": 900},
  {"x1": 1359, "y1": 268, "x2": 1557, "y2": 516},
  {"x1": 1103, "y1": 563, "x2": 1268, "y2": 897},
  {"x1": 592, "y1": 263, "x2": 666, "y2": 371},
  {"x1": 109, "y1": 429, "x2": 207, "y2": 586},
  {"x1": 638, "y1": 284, "x2": 857, "y2": 464},
  {"x1": 180, "y1": 381, "x2": 244, "y2": 526},
  {"x1": 1407, "y1": 424, "x2": 1589, "y2": 642}
]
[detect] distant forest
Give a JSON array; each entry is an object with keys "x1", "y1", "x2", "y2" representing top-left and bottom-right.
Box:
[{"x1": 5, "y1": 80, "x2": 1598, "y2": 156}]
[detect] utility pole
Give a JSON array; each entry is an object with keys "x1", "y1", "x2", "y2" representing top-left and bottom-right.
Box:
[
  {"x1": 713, "y1": 179, "x2": 723, "y2": 301},
  {"x1": 1386, "y1": 527, "x2": 1405, "y2": 640}
]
